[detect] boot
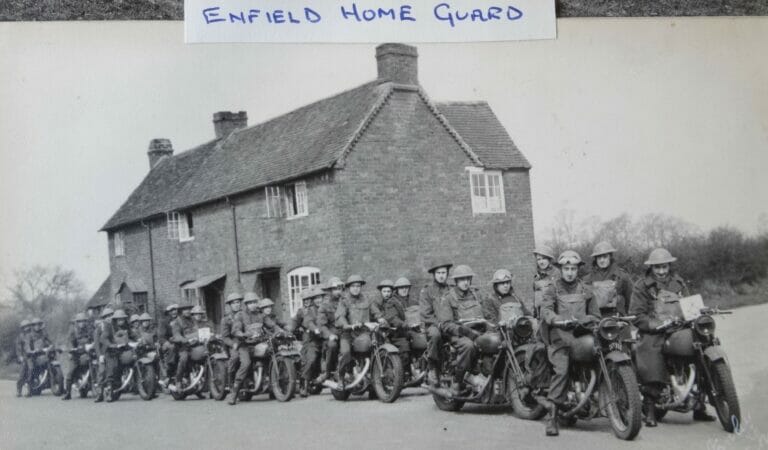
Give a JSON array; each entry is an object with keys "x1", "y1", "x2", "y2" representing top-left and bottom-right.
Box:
[
  {"x1": 61, "y1": 379, "x2": 71, "y2": 400},
  {"x1": 693, "y1": 406, "x2": 716, "y2": 422},
  {"x1": 299, "y1": 379, "x2": 309, "y2": 398},
  {"x1": 545, "y1": 401, "x2": 559, "y2": 436},
  {"x1": 228, "y1": 381, "x2": 241, "y2": 405},
  {"x1": 450, "y1": 373, "x2": 465, "y2": 397},
  {"x1": 94, "y1": 391, "x2": 104, "y2": 403},
  {"x1": 644, "y1": 398, "x2": 657, "y2": 427},
  {"x1": 314, "y1": 373, "x2": 328, "y2": 385},
  {"x1": 427, "y1": 361, "x2": 440, "y2": 387}
]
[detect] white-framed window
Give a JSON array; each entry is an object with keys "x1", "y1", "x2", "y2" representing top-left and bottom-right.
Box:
[
  {"x1": 114, "y1": 231, "x2": 125, "y2": 256},
  {"x1": 167, "y1": 211, "x2": 194, "y2": 242},
  {"x1": 181, "y1": 287, "x2": 199, "y2": 305},
  {"x1": 285, "y1": 181, "x2": 308, "y2": 219},
  {"x1": 265, "y1": 186, "x2": 282, "y2": 218},
  {"x1": 287, "y1": 267, "x2": 321, "y2": 316},
  {"x1": 467, "y1": 168, "x2": 505, "y2": 214}
]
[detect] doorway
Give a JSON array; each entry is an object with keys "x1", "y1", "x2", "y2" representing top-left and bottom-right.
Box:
[
  {"x1": 258, "y1": 269, "x2": 282, "y2": 319},
  {"x1": 201, "y1": 279, "x2": 225, "y2": 332}
]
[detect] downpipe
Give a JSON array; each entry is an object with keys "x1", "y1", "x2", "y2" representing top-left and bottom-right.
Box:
[
  {"x1": 658, "y1": 365, "x2": 697, "y2": 409},
  {"x1": 562, "y1": 369, "x2": 597, "y2": 418}
]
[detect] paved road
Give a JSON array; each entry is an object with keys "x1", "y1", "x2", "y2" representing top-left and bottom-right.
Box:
[{"x1": 2, "y1": 304, "x2": 767, "y2": 450}]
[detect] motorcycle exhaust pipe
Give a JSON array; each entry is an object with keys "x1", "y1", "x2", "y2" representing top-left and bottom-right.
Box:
[
  {"x1": 182, "y1": 366, "x2": 206, "y2": 393},
  {"x1": 324, "y1": 358, "x2": 371, "y2": 391},
  {"x1": 562, "y1": 369, "x2": 597, "y2": 419},
  {"x1": 253, "y1": 366, "x2": 263, "y2": 392},
  {"x1": 659, "y1": 365, "x2": 697, "y2": 409},
  {"x1": 115, "y1": 368, "x2": 134, "y2": 393}
]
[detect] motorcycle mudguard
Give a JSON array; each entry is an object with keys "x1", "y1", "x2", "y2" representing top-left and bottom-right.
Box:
[
  {"x1": 211, "y1": 352, "x2": 229, "y2": 361},
  {"x1": 379, "y1": 343, "x2": 399, "y2": 354},
  {"x1": 604, "y1": 350, "x2": 632, "y2": 364},
  {"x1": 139, "y1": 356, "x2": 156, "y2": 365},
  {"x1": 278, "y1": 350, "x2": 300, "y2": 358},
  {"x1": 51, "y1": 361, "x2": 61, "y2": 367},
  {"x1": 704, "y1": 346, "x2": 727, "y2": 363}
]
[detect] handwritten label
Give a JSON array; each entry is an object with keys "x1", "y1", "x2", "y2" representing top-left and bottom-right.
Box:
[{"x1": 184, "y1": 0, "x2": 556, "y2": 43}]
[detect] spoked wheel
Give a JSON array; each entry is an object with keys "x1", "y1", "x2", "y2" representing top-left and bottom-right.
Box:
[
  {"x1": 210, "y1": 360, "x2": 228, "y2": 401},
  {"x1": 270, "y1": 358, "x2": 297, "y2": 402},
  {"x1": 506, "y1": 365, "x2": 546, "y2": 420},
  {"x1": 708, "y1": 360, "x2": 741, "y2": 433},
  {"x1": 599, "y1": 364, "x2": 642, "y2": 441},
  {"x1": 372, "y1": 351, "x2": 404, "y2": 403},
  {"x1": 138, "y1": 364, "x2": 156, "y2": 400},
  {"x1": 50, "y1": 366, "x2": 64, "y2": 396}
]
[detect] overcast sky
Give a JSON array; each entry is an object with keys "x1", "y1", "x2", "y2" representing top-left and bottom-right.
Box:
[{"x1": 1, "y1": 18, "x2": 766, "y2": 294}]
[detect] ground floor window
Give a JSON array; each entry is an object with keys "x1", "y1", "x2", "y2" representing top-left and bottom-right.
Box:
[{"x1": 287, "y1": 267, "x2": 321, "y2": 316}]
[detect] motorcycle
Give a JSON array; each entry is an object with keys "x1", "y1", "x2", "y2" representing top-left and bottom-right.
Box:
[
  {"x1": 67, "y1": 343, "x2": 98, "y2": 398},
  {"x1": 547, "y1": 315, "x2": 642, "y2": 441},
  {"x1": 104, "y1": 341, "x2": 158, "y2": 401},
  {"x1": 25, "y1": 346, "x2": 64, "y2": 396},
  {"x1": 325, "y1": 323, "x2": 404, "y2": 403},
  {"x1": 647, "y1": 300, "x2": 740, "y2": 433},
  {"x1": 170, "y1": 332, "x2": 211, "y2": 401},
  {"x1": 235, "y1": 331, "x2": 299, "y2": 402},
  {"x1": 400, "y1": 306, "x2": 429, "y2": 389},
  {"x1": 207, "y1": 335, "x2": 232, "y2": 401}
]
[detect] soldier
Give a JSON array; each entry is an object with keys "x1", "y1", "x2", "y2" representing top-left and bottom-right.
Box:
[
  {"x1": 382, "y1": 279, "x2": 414, "y2": 378},
  {"x1": 629, "y1": 248, "x2": 714, "y2": 426},
  {"x1": 15, "y1": 319, "x2": 32, "y2": 397},
  {"x1": 533, "y1": 245, "x2": 560, "y2": 318},
  {"x1": 299, "y1": 287, "x2": 324, "y2": 397},
  {"x1": 257, "y1": 299, "x2": 285, "y2": 335},
  {"x1": 137, "y1": 312, "x2": 156, "y2": 346},
  {"x1": 419, "y1": 261, "x2": 452, "y2": 386},
  {"x1": 229, "y1": 292, "x2": 262, "y2": 405},
  {"x1": 335, "y1": 275, "x2": 374, "y2": 382},
  {"x1": 289, "y1": 289, "x2": 313, "y2": 341},
  {"x1": 159, "y1": 303, "x2": 179, "y2": 388},
  {"x1": 484, "y1": 269, "x2": 530, "y2": 323},
  {"x1": 100, "y1": 309, "x2": 131, "y2": 402},
  {"x1": 169, "y1": 303, "x2": 195, "y2": 390},
  {"x1": 93, "y1": 307, "x2": 113, "y2": 402},
  {"x1": 128, "y1": 314, "x2": 141, "y2": 341},
  {"x1": 221, "y1": 292, "x2": 243, "y2": 390},
  {"x1": 314, "y1": 277, "x2": 344, "y2": 385},
  {"x1": 62, "y1": 313, "x2": 93, "y2": 400},
  {"x1": 539, "y1": 250, "x2": 600, "y2": 436},
  {"x1": 371, "y1": 279, "x2": 394, "y2": 321},
  {"x1": 583, "y1": 241, "x2": 633, "y2": 316}
]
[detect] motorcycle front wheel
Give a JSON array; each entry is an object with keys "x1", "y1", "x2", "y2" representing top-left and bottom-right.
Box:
[
  {"x1": 708, "y1": 360, "x2": 741, "y2": 433},
  {"x1": 372, "y1": 350, "x2": 404, "y2": 403},
  {"x1": 599, "y1": 364, "x2": 641, "y2": 441},
  {"x1": 137, "y1": 364, "x2": 156, "y2": 401},
  {"x1": 209, "y1": 359, "x2": 228, "y2": 401},
  {"x1": 270, "y1": 357, "x2": 297, "y2": 402},
  {"x1": 50, "y1": 366, "x2": 64, "y2": 396}
]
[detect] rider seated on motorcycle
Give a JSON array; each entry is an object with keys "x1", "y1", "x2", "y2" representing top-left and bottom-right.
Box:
[
  {"x1": 257, "y1": 299, "x2": 285, "y2": 335},
  {"x1": 15, "y1": 319, "x2": 33, "y2": 397},
  {"x1": 629, "y1": 248, "x2": 715, "y2": 427},
  {"x1": 539, "y1": 250, "x2": 600, "y2": 437},
  {"x1": 169, "y1": 303, "x2": 196, "y2": 391},
  {"x1": 62, "y1": 312, "x2": 94, "y2": 400},
  {"x1": 335, "y1": 275, "x2": 381, "y2": 385},
  {"x1": 371, "y1": 279, "x2": 394, "y2": 323},
  {"x1": 314, "y1": 277, "x2": 344, "y2": 385},
  {"x1": 228, "y1": 292, "x2": 263, "y2": 405},
  {"x1": 382, "y1": 278, "x2": 419, "y2": 379},
  {"x1": 159, "y1": 304, "x2": 179, "y2": 388},
  {"x1": 93, "y1": 307, "x2": 114, "y2": 403},
  {"x1": 289, "y1": 290, "x2": 314, "y2": 341},
  {"x1": 582, "y1": 241, "x2": 633, "y2": 317},
  {"x1": 299, "y1": 287, "x2": 325, "y2": 397},
  {"x1": 436, "y1": 265, "x2": 494, "y2": 397},
  {"x1": 190, "y1": 306, "x2": 213, "y2": 332},
  {"x1": 129, "y1": 314, "x2": 141, "y2": 341},
  {"x1": 420, "y1": 261, "x2": 453, "y2": 387},
  {"x1": 221, "y1": 292, "x2": 243, "y2": 390},
  {"x1": 100, "y1": 309, "x2": 132, "y2": 403},
  {"x1": 484, "y1": 269, "x2": 531, "y2": 323},
  {"x1": 136, "y1": 313, "x2": 156, "y2": 346},
  {"x1": 24, "y1": 317, "x2": 52, "y2": 393},
  {"x1": 533, "y1": 245, "x2": 561, "y2": 319}
]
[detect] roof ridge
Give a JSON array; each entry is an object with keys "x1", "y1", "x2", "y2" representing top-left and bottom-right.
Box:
[{"x1": 434, "y1": 101, "x2": 489, "y2": 106}]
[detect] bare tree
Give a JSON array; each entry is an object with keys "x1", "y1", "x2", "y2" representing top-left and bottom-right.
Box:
[{"x1": 7, "y1": 265, "x2": 86, "y2": 317}]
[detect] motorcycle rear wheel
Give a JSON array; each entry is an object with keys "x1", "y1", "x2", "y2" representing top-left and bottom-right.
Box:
[
  {"x1": 138, "y1": 364, "x2": 156, "y2": 401},
  {"x1": 599, "y1": 364, "x2": 641, "y2": 441},
  {"x1": 372, "y1": 351, "x2": 404, "y2": 403},
  {"x1": 270, "y1": 358, "x2": 297, "y2": 402},
  {"x1": 210, "y1": 360, "x2": 228, "y2": 401},
  {"x1": 709, "y1": 360, "x2": 741, "y2": 433}
]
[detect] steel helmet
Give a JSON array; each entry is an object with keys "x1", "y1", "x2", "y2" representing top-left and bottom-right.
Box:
[
  {"x1": 591, "y1": 241, "x2": 617, "y2": 257},
  {"x1": 191, "y1": 305, "x2": 205, "y2": 315},
  {"x1": 129, "y1": 314, "x2": 141, "y2": 324},
  {"x1": 533, "y1": 245, "x2": 555, "y2": 260},
  {"x1": 393, "y1": 277, "x2": 411, "y2": 288},
  {"x1": 450, "y1": 265, "x2": 475, "y2": 280},
  {"x1": 377, "y1": 279, "x2": 394, "y2": 290},
  {"x1": 557, "y1": 250, "x2": 584, "y2": 266},
  {"x1": 74, "y1": 313, "x2": 88, "y2": 322},
  {"x1": 323, "y1": 277, "x2": 344, "y2": 290},
  {"x1": 225, "y1": 292, "x2": 244, "y2": 304},
  {"x1": 177, "y1": 303, "x2": 194, "y2": 311},
  {"x1": 243, "y1": 292, "x2": 260, "y2": 303},
  {"x1": 165, "y1": 304, "x2": 178, "y2": 313},
  {"x1": 345, "y1": 275, "x2": 366, "y2": 287},
  {"x1": 490, "y1": 269, "x2": 513, "y2": 285},
  {"x1": 139, "y1": 312, "x2": 152, "y2": 321},
  {"x1": 427, "y1": 260, "x2": 453, "y2": 274},
  {"x1": 112, "y1": 309, "x2": 128, "y2": 320},
  {"x1": 100, "y1": 308, "x2": 114, "y2": 318},
  {"x1": 20, "y1": 319, "x2": 30, "y2": 328},
  {"x1": 300, "y1": 288, "x2": 315, "y2": 301},
  {"x1": 257, "y1": 298, "x2": 275, "y2": 309},
  {"x1": 307, "y1": 287, "x2": 324, "y2": 299},
  {"x1": 644, "y1": 248, "x2": 677, "y2": 266}
]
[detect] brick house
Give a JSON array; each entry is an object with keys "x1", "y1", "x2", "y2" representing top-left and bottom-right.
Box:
[{"x1": 94, "y1": 43, "x2": 535, "y2": 328}]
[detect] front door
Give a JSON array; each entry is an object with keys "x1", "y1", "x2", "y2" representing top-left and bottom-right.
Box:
[
  {"x1": 258, "y1": 269, "x2": 282, "y2": 320},
  {"x1": 201, "y1": 279, "x2": 225, "y2": 332}
]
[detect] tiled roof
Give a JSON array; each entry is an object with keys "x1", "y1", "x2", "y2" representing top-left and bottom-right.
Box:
[
  {"x1": 102, "y1": 82, "x2": 529, "y2": 231},
  {"x1": 87, "y1": 275, "x2": 112, "y2": 308},
  {"x1": 436, "y1": 102, "x2": 530, "y2": 170}
]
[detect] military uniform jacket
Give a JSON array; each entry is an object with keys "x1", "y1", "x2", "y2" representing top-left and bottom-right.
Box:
[
  {"x1": 28, "y1": 330, "x2": 51, "y2": 352},
  {"x1": 371, "y1": 293, "x2": 386, "y2": 321},
  {"x1": 437, "y1": 287, "x2": 489, "y2": 337},
  {"x1": 335, "y1": 293, "x2": 372, "y2": 328},
  {"x1": 382, "y1": 295, "x2": 407, "y2": 335},
  {"x1": 15, "y1": 332, "x2": 29, "y2": 359},
  {"x1": 100, "y1": 322, "x2": 131, "y2": 349},
  {"x1": 69, "y1": 326, "x2": 93, "y2": 348},
  {"x1": 629, "y1": 272, "x2": 690, "y2": 332},
  {"x1": 301, "y1": 305, "x2": 322, "y2": 342},
  {"x1": 170, "y1": 316, "x2": 197, "y2": 344},
  {"x1": 483, "y1": 291, "x2": 529, "y2": 324},
  {"x1": 317, "y1": 298, "x2": 340, "y2": 338},
  {"x1": 419, "y1": 282, "x2": 450, "y2": 327},
  {"x1": 539, "y1": 278, "x2": 599, "y2": 345},
  {"x1": 290, "y1": 308, "x2": 306, "y2": 335},
  {"x1": 220, "y1": 313, "x2": 236, "y2": 348},
  {"x1": 582, "y1": 264, "x2": 633, "y2": 314}
]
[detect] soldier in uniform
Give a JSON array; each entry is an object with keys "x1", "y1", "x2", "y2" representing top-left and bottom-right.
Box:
[
  {"x1": 93, "y1": 307, "x2": 113, "y2": 402},
  {"x1": 299, "y1": 287, "x2": 324, "y2": 397},
  {"x1": 381, "y1": 279, "x2": 413, "y2": 378},
  {"x1": 371, "y1": 279, "x2": 394, "y2": 322},
  {"x1": 629, "y1": 248, "x2": 714, "y2": 427},
  {"x1": 539, "y1": 250, "x2": 600, "y2": 436},
  {"x1": 419, "y1": 261, "x2": 452, "y2": 386},
  {"x1": 221, "y1": 293, "x2": 243, "y2": 390},
  {"x1": 582, "y1": 241, "x2": 633, "y2": 316},
  {"x1": 314, "y1": 277, "x2": 344, "y2": 385},
  {"x1": 437, "y1": 265, "x2": 492, "y2": 396},
  {"x1": 289, "y1": 289, "x2": 313, "y2": 341},
  {"x1": 484, "y1": 269, "x2": 530, "y2": 323},
  {"x1": 170, "y1": 303, "x2": 196, "y2": 390},
  {"x1": 335, "y1": 275, "x2": 377, "y2": 382},
  {"x1": 137, "y1": 312, "x2": 156, "y2": 346},
  {"x1": 62, "y1": 313, "x2": 93, "y2": 400},
  {"x1": 533, "y1": 245, "x2": 560, "y2": 319},
  {"x1": 229, "y1": 292, "x2": 262, "y2": 405},
  {"x1": 257, "y1": 299, "x2": 285, "y2": 335},
  {"x1": 100, "y1": 309, "x2": 131, "y2": 402},
  {"x1": 15, "y1": 319, "x2": 32, "y2": 397},
  {"x1": 128, "y1": 314, "x2": 141, "y2": 341},
  {"x1": 160, "y1": 304, "x2": 179, "y2": 387}
]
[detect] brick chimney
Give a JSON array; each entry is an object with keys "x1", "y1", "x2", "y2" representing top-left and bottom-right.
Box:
[
  {"x1": 376, "y1": 43, "x2": 418, "y2": 86},
  {"x1": 213, "y1": 111, "x2": 248, "y2": 139},
  {"x1": 147, "y1": 138, "x2": 173, "y2": 169}
]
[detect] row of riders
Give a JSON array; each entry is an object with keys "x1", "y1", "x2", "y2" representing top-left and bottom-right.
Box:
[{"x1": 15, "y1": 242, "x2": 740, "y2": 440}]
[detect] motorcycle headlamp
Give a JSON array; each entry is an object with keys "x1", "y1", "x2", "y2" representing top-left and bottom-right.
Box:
[
  {"x1": 598, "y1": 318, "x2": 622, "y2": 341},
  {"x1": 694, "y1": 315, "x2": 716, "y2": 336},
  {"x1": 510, "y1": 317, "x2": 533, "y2": 339}
]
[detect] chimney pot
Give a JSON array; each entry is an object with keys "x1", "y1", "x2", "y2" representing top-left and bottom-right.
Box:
[
  {"x1": 376, "y1": 43, "x2": 418, "y2": 86},
  {"x1": 147, "y1": 138, "x2": 173, "y2": 169},
  {"x1": 213, "y1": 111, "x2": 248, "y2": 138}
]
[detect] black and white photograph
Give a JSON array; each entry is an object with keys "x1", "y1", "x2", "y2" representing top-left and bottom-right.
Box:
[{"x1": 0, "y1": 3, "x2": 767, "y2": 449}]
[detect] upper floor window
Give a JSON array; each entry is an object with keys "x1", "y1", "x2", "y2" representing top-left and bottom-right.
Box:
[
  {"x1": 266, "y1": 181, "x2": 309, "y2": 219},
  {"x1": 467, "y1": 168, "x2": 505, "y2": 214},
  {"x1": 167, "y1": 211, "x2": 195, "y2": 242},
  {"x1": 265, "y1": 186, "x2": 282, "y2": 218},
  {"x1": 287, "y1": 267, "x2": 321, "y2": 316},
  {"x1": 114, "y1": 231, "x2": 125, "y2": 256}
]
